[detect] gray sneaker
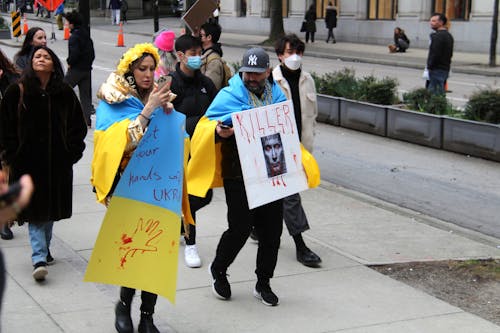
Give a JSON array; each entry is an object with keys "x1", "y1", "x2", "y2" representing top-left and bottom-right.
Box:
[{"x1": 32, "y1": 262, "x2": 48, "y2": 282}]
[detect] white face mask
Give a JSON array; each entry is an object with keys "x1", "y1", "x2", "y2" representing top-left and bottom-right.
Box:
[{"x1": 284, "y1": 54, "x2": 302, "y2": 71}]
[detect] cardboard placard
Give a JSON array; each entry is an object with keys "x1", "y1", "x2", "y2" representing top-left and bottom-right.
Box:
[
  {"x1": 181, "y1": 0, "x2": 218, "y2": 33},
  {"x1": 231, "y1": 100, "x2": 309, "y2": 209}
]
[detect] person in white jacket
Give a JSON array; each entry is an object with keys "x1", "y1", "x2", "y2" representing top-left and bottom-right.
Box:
[{"x1": 254, "y1": 34, "x2": 321, "y2": 267}]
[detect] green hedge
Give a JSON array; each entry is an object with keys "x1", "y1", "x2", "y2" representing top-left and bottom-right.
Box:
[
  {"x1": 463, "y1": 89, "x2": 500, "y2": 124},
  {"x1": 312, "y1": 68, "x2": 398, "y2": 105},
  {"x1": 402, "y1": 88, "x2": 455, "y2": 115}
]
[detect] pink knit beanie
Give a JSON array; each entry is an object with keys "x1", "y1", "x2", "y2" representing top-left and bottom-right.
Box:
[{"x1": 154, "y1": 30, "x2": 176, "y2": 52}]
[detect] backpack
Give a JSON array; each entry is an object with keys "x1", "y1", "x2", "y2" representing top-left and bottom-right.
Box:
[{"x1": 206, "y1": 52, "x2": 233, "y2": 88}]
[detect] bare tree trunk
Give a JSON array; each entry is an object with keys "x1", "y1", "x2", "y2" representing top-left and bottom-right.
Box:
[
  {"x1": 490, "y1": 0, "x2": 499, "y2": 67},
  {"x1": 269, "y1": 0, "x2": 284, "y2": 42}
]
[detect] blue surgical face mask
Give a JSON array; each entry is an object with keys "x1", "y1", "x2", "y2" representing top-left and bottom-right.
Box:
[{"x1": 186, "y1": 56, "x2": 202, "y2": 70}]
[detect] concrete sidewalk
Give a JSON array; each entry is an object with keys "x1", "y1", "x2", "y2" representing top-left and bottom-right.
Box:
[{"x1": 1, "y1": 123, "x2": 500, "y2": 332}]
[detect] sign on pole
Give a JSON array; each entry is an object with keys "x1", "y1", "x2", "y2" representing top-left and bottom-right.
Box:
[
  {"x1": 11, "y1": 11, "x2": 21, "y2": 38},
  {"x1": 231, "y1": 100, "x2": 309, "y2": 209}
]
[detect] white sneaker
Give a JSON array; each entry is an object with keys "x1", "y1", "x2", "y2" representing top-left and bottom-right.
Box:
[{"x1": 184, "y1": 245, "x2": 202, "y2": 268}]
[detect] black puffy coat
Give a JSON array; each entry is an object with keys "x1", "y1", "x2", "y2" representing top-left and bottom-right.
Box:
[
  {"x1": 325, "y1": 6, "x2": 337, "y2": 29},
  {"x1": 169, "y1": 63, "x2": 217, "y2": 137},
  {"x1": 0, "y1": 82, "x2": 87, "y2": 223}
]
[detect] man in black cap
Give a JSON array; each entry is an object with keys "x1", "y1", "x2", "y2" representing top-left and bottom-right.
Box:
[
  {"x1": 190, "y1": 47, "x2": 287, "y2": 306},
  {"x1": 63, "y1": 10, "x2": 95, "y2": 128}
]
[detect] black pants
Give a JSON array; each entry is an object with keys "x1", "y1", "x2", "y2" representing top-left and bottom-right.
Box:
[
  {"x1": 212, "y1": 179, "x2": 283, "y2": 282},
  {"x1": 120, "y1": 287, "x2": 157, "y2": 314},
  {"x1": 326, "y1": 28, "x2": 335, "y2": 42},
  {"x1": 305, "y1": 31, "x2": 315, "y2": 43},
  {"x1": 64, "y1": 69, "x2": 93, "y2": 126},
  {"x1": 182, "y1": 189, "x2": 213, "y2": 245}
]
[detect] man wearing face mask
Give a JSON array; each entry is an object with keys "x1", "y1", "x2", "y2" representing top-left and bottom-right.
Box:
[
  {"x1": 168, "y1": 34, "x2": 218, "y2": 268},
  {"x1": 270, "y1": 34, "x2": 321, "y2": 268},
  {"x1": 187, "y1": 47, "x2": 288, "y2": 306}
]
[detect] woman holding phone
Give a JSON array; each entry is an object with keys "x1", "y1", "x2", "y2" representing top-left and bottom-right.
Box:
[{"x1": 91, "y1": 43, "x2": 177, "y2": 333}]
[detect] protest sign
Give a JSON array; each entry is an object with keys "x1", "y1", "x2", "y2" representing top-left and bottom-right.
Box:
[
  {"x1": 231, "y1": 100, "x2": 308, "y2": 209},
  {"x1": 181, "y1": 0, "x2": 218, "y2": 33},
  {"x1": 84, "y1": 110, "x2": 186, "y2": 304}
]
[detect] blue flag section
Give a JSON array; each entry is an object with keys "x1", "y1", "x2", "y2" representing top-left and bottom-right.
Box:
[{"x1": 114, "y1": 109, "x2": 186, "y2": 214}]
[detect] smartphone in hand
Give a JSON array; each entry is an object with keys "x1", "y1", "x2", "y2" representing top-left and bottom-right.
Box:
[
  {"x1": 218, "y1": 123, "x2": 232, "y2": 129},
  {"x1": 156, "y1": 75, "x2": 172, "y2": 90}
]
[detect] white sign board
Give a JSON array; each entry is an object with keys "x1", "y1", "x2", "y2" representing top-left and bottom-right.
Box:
[{"x1": 231, "y1": 100, "x2": 308, "y2": 209}]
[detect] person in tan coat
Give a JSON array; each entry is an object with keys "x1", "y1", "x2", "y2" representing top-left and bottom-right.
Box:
[
  {"x1": 200, "y1": 21, "x2": 225, "y2": 91},
  {"x1": 265, "y1": 34, "x2": 321, "y2": 267}
]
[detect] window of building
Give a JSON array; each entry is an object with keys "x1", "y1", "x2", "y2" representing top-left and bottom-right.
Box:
[
  {"x1": 433, "y1": 0, "x2": 471, "y2": 20},
  {"x1": 367, "y1": 0, "x2": 397, "y2": 20}
]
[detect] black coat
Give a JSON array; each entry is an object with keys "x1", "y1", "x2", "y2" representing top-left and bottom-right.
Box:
[
  {"x1": 325, "y1": 7, "x2": 337, "y2": 29},
  {"x1": 169, "y1": 63, "x2": 217, "y2": 137},
  {"x1": 0, "y1": 82, "x2": 87, "y2": 223},
  {"x1": 67, "y1": 27, "x2": 95, "y2": 71},
  {"x1": 305, "y1": 8, "x2": 317, "y2": 33}
]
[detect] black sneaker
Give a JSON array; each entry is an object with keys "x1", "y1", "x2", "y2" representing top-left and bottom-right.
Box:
[
  {"x1": 249, "y1": 228, "x2": 259, "y2": 242},
  {"x1": 47, "y1": 249, "x2": 54, "y2": 265},
  {"x1": 32, "y1": 262, "x2": 48, "y2": 282},
  {"x1": 209, "y1": 262, "x2": 231, "y2": 300},
  {"x1": 253, "y1": 282, "x2": 279, "y2": 306}
]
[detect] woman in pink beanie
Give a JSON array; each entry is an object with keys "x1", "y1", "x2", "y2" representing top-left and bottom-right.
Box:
[{"x1": 154, "y1": 29, "x2": 178, "y2": 78}]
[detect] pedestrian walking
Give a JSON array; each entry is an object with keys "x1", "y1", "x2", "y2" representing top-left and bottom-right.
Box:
[
  {"x1": 120, "y1": 0, "x2": 128, "y2": 23},
  {"x1": 200, "y1": 21, "x2": 226, "y2": 91},
  {"x1": 271, "y1": 33, "x2": 322, "y2": 268},
  {"x1": 426, "y1": 13, "x2": 453, "y2": 95},
  {"x1": 0, "y1": 45, "x2": 87, "y2": 283},
  {"x1": 324, "y1": 2, "x2": 337, "y2": 43},
  {"x1": 304, "y1": 4, "x2": 316, "y2": 43},
  {"x1": 169, "y1": 34, "x2": 218, "y2": 268},
  {"x1": 55, "y1": 1, "x2": 65, "y2": 30},
  {"x1": 91, "y1": 43, "x2": 175, "y2": 333},
  {"x1": 188, "y1": 47, "x2": 287, "y2": 306},
  {"x1": 13, "y1": 27, "x2": 47, "y2": 70},
  {"x1": 63, "y1": 11, "x2": 95, "y2": 128},
  {"x1": 0, "y1": 49, "x2": 21, "y2": 241},
  {"x1": 153, "y1": 29, "x2": 177, "y2": 78},
  {"x1": 109, "y1": 0, "x2": 121, "y2": 25}
]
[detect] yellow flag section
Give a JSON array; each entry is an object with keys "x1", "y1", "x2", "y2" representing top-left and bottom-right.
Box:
[
  {"x1": 85, "y1": 197, "x2": 180, "y2": 301},
  {"x1": 85, "y1": 109, "x2": 187, "y2": 304}
]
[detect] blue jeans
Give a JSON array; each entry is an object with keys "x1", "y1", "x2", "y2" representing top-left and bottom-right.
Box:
[
  {"x1": 28, "y1": 222, "x2": 53, "y2": 265},
  {"x1": 428, "y1": 69, "x2": 449, "y2": 95}
]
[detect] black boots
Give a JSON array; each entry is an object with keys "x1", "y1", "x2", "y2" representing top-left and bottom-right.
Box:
[
  {"x1": 115, "y1": 301, "x2": 133, "y2": 333},
  {"x1": 138, "y1": 312, "x2": 160, "y2": 333},
  {"x1": 115, "y1": 302, "x2": 160, "y2": 333}
]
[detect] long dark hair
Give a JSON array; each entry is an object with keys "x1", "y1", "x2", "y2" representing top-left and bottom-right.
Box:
[
  {"x1": 21, "y1": 46, "x2": 65, "y2": 92},
  {"x1": 0, "y1": 49, "x2": 20, "y2": 76},
  {"x1": 15, "y1": 27, "x2": 45, "y2": 58}
]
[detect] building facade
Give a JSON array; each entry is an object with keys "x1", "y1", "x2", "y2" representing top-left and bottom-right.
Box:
[{"x1": 217, "y1": 0, "x2": 499, "y2": 53}]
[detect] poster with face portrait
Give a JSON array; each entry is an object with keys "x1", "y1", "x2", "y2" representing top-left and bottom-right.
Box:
[{"x1": 231, "y1": 100, "x2": 309, "y2": 209}]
